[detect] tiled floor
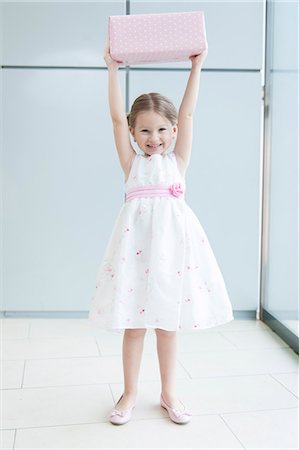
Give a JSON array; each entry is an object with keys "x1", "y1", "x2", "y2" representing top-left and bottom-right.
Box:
[{"x1": 1, "y1": 318, "x2": 298, "y2": 450}]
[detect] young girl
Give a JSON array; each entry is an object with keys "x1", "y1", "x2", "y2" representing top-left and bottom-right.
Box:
[{"x1": 89, "y1": 44, "x2": 234, "y2": 425}]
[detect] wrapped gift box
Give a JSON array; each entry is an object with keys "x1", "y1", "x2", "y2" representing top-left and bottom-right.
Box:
[{"x1": 109, "y1": 11, "x2": 208, "y2": 65}]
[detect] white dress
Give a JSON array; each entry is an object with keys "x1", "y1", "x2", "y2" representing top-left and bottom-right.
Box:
[{"x1": 88, "y1": 151, "x2": 234, "y2": 334}]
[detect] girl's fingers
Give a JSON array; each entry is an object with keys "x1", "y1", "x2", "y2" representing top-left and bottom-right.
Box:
[
  {"x1": 189, "y1": 49, "x2": 208, "y2": 65},
  {"x1": 192, "y1": 49, "x2": 208, "y2": 58},
  {"x1": 103, "y1": 36, "x2": 110, "y2": 57}
]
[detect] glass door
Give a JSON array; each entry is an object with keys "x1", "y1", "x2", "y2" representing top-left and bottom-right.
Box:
[{"x1": 260, "y1": 0, "x2": 298, "y2": 353}]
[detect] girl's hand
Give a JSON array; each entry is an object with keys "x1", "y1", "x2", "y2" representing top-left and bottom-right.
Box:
[
  {"x1": 103, "y1": 42, "x2": 122, "y2": 70},
  {"x1": 189, "y1": 48, "x2": 208, "y2": 69}
]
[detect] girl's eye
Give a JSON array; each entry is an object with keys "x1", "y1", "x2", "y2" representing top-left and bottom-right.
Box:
[
  {"x1": 159, "y1": 128, "x2": 166, "y2": 131},
  {"x1": 141, "y1": 130, "x2": 148, "y2": 133}
]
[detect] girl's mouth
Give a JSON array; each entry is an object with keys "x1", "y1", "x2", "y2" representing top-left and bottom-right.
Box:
[{"x1": 147, "y1": 144, "x2": 162, "y2": 149}]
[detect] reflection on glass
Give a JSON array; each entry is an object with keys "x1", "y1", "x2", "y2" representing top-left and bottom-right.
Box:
[{"x1": 263, "y1": 0, "x2": 298, "y2": 338}]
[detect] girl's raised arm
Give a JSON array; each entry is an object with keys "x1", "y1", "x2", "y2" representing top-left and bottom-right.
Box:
[
  {"x1": 173, "y1": 49, "x2": 208, "y2": 171},
  {"x1": 103, "y1": 46, "x2": 135, "y2": 176}
]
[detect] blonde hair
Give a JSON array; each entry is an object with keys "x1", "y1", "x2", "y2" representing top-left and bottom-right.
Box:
[{"x1": 127, "y1": 93, "x2": 178, "y2": 129}]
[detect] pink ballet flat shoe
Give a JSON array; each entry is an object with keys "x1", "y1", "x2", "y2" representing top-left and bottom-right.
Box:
[
  {"x1": 160, "y1": 393, "x2": 192, "y2": 424},
  {"x1": 109, "y1": 394, "x2": 136, "y2": 425}
]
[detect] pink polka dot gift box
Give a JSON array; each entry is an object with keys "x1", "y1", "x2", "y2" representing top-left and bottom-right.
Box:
[{"x1": 109, "y1": 11, "x2": 208, "y2": 65}]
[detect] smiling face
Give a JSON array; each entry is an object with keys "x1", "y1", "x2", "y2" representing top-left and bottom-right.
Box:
[{"x1": 130, "y1": 111, "x2": 177, "y2": 157}]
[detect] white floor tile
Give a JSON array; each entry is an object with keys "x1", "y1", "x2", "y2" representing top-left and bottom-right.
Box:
[
  {"x1": 23, "y1": 353, "x2": 189, "y2": 388},
  {"x1": 222, "y1": 408, "x2": 299, "y2": 449},
  {"x1": 1, "y1": 317, "x2": 298, "y2": 450},
  {"x1": 1, "y1": 336, "x2": 100, "y2": 361},
  {"x1": 220, "y1": 328, "x2": 290, "y2": 349},
  {"x1": 203, "y1": 374, "x2": 292, "y2": 411},
  {"x1": 178, "y1": 347, "x2": 299, "y2": 378},
  {"x1": 270, "y1": 372, "x2": 299, "y2": 398},
  {"x1": 0, "y1": 429, "x2": 15, "y2": 450},
  {"x1": 110, "y1": 380, "x2": 166, "y2": 421},
  {"x1": 1, "y1": 360, "x2": 24, "y2": 389},
  {"x1": 111, "y1": 375, "x2": 297, "y2": 417},
  {"x1": 23, "y1": 356, "x2": 120, "y2": 388},
  {"x1": 1, "y1": 318, "x2": 31, "y2": 339},
  {"x1": 177, "y1": 331, "x2": 237, "y2": 353},
  {"x1": 14, "y1": 415, "x2": 244, "y2": 450},
  {"x1": 96, "y1": 328, "x2": 239, "y2": 356},
  {"x1": 208, "y1": 318, "x2": 269, "y2": 332},
  {"x1": 29, "y1": 318, "x2": 96, "y2": 338},
  {"x1": 1, "y1": 384, "x2": 112, "y2": 429},
  {"x1": 95, "y1": 328, "x2": 158, "y2": 356}
]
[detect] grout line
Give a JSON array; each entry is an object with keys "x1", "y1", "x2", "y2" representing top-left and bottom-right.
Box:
[
  {"x1": 5, "y1": 407, "x2": 299, "y2": 432},
  {"x1": 20, "y1": 360, "x2": 26, "y2": 389},
  {"x1": 3, "y1": 383, "x2": 125, "y2": 391},
  {"x1": 218, "y1": 414, "x2": 247, "y2": 449},
  {"x1": 268, "y1": 373, "x2": 299, "y2": 399},
  {"x1": 176, "y1": 345, "x2": 294, "y2": 353},
  {"x1": 108, "y1": 382, "x2": 116, "y2": 404},
  {"x1": 3, "y1": 372, "x2": 297, "y2": 392},
  {"x1": 217, "y1": 331, "x2": 240, "y2": 349},
  {"x1": 219, "y1": 406, "x2": 299, "y2": 416},
  {"x1": 176, "y1": 358, "x2": 193, "y2": 379},
  {"x1": 1, "y1": 346, "x2": 296, "y2": 361},
  {"x1": 12, "y1": 428, "x2": 17, "y2": 450},
  {"x1": 2, "y1": 335, "x2": 103, "y2": 341},
  {"x1": 2, "y1": 355, "x2": 111, "y2": 362},
  {"x1": 93, "y1": 337, "x2": 102, "y2": 357},
  {"x1": 4, "y1": 417, "x2": 171, "y2": 433},
  {"x1": 27, "y1": 321, "x2": 31, "y2": 339}
]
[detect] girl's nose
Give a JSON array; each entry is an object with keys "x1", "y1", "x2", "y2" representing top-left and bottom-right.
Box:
[{"x1": 149, "y1": 133, "x2": 160, "y2": 142}]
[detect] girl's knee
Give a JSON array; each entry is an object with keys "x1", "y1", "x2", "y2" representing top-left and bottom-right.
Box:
[
  {"x1": 125, "y1": 328, "x2": 147, "y2": 339},
  {"x1": 155, "y1": 328, "x2": 176, "y2": 338}
]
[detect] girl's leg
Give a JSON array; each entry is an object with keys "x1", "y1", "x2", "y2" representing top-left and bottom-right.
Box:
[
  {"x1": 155, "y1": 328, "x2": 183, "y2": 410},
  {"x1": 114, "y1": 328, "x2": 147, "y2": 410}
]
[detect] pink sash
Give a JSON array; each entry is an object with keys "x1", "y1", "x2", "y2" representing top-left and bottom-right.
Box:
[{"x1": 125, "y1": 182, "x2": 185, "y2": 202}]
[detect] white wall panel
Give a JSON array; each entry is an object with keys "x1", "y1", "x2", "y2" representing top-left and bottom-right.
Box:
[
  {"x1": 2, "y1": 2, "x2": 125, "y2": 67},
  {"x1": 131, "y1": 1, "x2": 265, "y2": 69},
  {"x1": 271, "y1": 1, "x2": 298, "y2": 70},
  {"x1": 2, "y1": 2, "x2": 265, "y2": 70},
  {"x1": 0, "y1": 4, "x2": 4, "y2": 309},
  {"x1": 3, "y1": 68, "x2": 126, "y2": 311},
  {"x1": 129, "y1": 70, "x2": 262, "y2": 310}
]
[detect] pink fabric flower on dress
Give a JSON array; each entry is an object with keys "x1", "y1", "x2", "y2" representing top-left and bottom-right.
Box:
[{"x1": 169, "y1": 182, "x2": 184, "y2": 197}]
